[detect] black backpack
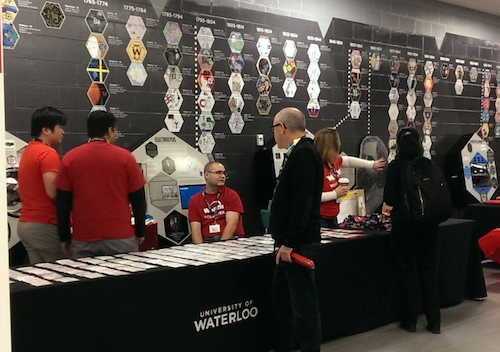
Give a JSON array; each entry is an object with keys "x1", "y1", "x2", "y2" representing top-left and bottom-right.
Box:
[{"x1": 400, "y1": 156, "x2": 453, "y2": 226}]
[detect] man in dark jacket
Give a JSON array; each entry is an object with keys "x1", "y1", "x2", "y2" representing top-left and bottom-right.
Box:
[{"x1": 269, "y1": 107, "x2": 323, "y2": 352}]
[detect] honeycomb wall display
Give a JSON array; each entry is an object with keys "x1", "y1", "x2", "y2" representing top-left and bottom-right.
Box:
[{"x1": 4, "y1": 1, "x2": 500, "y2": 236}]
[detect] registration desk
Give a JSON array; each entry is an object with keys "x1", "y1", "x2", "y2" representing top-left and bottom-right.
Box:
[{"x1": 10, "y1": 219, "x2": 485, "y2": 352}]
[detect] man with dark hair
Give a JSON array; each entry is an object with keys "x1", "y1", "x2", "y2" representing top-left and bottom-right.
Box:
[
  {"x1": 269, "y1": 107, "x2": 323, "y2": 352},
  {"x1": 188, "y1": 161, "x2": 244, "y2": 244},
  {"x1": 55, "y1": 110, "x2": 146, "y2": 257},
  {"x1": 17, "y1": 106, "x2": 67, "y2": 264}
]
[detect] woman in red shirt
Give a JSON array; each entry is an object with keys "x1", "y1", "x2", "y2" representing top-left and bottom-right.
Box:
[{"x1": 314, "y1": 128, "x2": 386, "y2": 228}]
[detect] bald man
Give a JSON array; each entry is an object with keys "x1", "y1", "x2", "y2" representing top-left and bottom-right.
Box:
[{"x1": 269, "y1": 107, "x2": 323, "y2": 352}]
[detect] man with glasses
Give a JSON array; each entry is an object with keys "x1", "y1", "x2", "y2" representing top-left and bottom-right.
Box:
[
  {"x1": 269, "y1": 107, "x2": 323, "y2": 352},
  {"x1": 188, "y1": 161, "x2": 244, "y2": 244}
]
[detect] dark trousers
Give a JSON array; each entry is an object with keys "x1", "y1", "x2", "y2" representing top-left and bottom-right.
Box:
[
  {"x1": 319, "y1": 217, "x2": 338, "y2": 229},
  {"x1": 272, "y1": 242, "x2": 321, "y2": 352},
  {"x1": 392, "y1": 225, "x2": 441, "y2": 326}
]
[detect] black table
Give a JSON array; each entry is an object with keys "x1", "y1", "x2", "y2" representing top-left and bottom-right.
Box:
[
  {"x1": 10, "y1": 219, "x2": 484, "y2": 352},
  {"x1": 464, "y1": 203, "x2": 500, "y2": 239}
]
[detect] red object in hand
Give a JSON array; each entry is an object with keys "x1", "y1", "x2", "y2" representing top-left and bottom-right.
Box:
[{"x1": 290, "y1": 252, "x2": 315, "y2": 269}]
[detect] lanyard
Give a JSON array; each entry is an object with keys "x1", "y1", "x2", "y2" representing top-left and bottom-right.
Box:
[
  {"x1": 328, "y1": 164, "x2": 341, "y2": 181},
  {"x1": 202, "y1": 189, "x2": 221, "y2": 223},
  {"x1": 33, "y1": 138, "x2": 49, "y2": 146}
]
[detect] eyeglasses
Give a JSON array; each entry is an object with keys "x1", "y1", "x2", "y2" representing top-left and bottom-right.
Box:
[
  {"x1": 270, "y1": 122, "x2": 287, "y2": 132},
  {"x1": 206, "y1": 170, "x2": 227, "y2": 176}
]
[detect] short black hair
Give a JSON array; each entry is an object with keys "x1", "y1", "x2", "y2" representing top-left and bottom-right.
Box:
[
  {"x1": 30, "y1": 107, "x2": 67, "y2": 137},
  {"x1": 87, "y1": 110, "x2": 116, "y2": 138}
]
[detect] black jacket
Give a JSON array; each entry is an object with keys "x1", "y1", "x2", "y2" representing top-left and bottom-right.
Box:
[{"x1": 269, "y1": 137, "x2": 323, "y2": 248}]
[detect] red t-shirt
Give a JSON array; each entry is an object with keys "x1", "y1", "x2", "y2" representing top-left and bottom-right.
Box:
[
  {"x1": 18, "y1": 141, "x2": 60, "y2": 224},
  {"x1": 188, "y1": 186, "x2": 245, "y2": 239},
  {"x1": 320, "y1": 155, "x2": 344, "y2": 219},
  {"x1": 54, "y1": 141, "x2": 146, "y2": 242}
]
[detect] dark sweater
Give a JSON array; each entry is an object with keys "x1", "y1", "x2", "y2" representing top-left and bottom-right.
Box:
[{"x1": 269, "y1": 137, "x2": 323, "y2": 248}]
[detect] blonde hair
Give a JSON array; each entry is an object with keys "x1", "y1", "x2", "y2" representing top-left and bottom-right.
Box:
[{"x1": 314, "y1": 127, "x2": 341, "y2": 166}]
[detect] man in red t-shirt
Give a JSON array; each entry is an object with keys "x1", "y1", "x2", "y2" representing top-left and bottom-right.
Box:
[
  {"x1": 55, "y1": 111, "x2": 146, "y2": 258},
  {"x1": 17, "y1": 106, "x2": 67, "y2": 264},
  {"x1": 188, "y1": 161, "x2": 244, "y2": 244}
]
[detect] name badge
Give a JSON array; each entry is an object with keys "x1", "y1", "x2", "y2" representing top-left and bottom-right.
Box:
[{"x1": 209, "y1": 224, "x2": 221, "y2": 234}]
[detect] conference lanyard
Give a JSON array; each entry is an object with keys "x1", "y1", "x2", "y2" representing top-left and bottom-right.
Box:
[{"x1": 202, "y1": 189, "x2": 221, "y2": 224}]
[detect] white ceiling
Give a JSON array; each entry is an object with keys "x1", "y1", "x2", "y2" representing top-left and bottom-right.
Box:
[{"x1": 436, "y1": 0, "x2": 500, "y2": 18}]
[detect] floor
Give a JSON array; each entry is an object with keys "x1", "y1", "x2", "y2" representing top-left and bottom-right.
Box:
[{"x1": 321, "y1": 262, "x2": 500, "y2": 352}]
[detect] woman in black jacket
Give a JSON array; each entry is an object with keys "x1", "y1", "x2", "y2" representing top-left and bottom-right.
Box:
[{"x1": 384, "y1": 127, "x2": 441, "y2": 334}]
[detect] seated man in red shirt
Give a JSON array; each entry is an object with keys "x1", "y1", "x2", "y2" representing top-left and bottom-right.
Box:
[
  {"x1": 188, "y1": 161, "x2": 244, "y2": 244},
  {"x1": 55, "y1": 111, "x2": 146, "y2": 257}
]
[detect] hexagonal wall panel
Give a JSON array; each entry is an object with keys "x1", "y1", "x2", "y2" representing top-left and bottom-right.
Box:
[
  {"x1": 85, "y1": 9, "x2": 107, "y2": 34},
  {"x1": 307, "y1": 43, "x2": 321, "y2": 63},
  {"x1": 2, "y1": 23, "x2": 19, "y2": 49},
  {"x1": 164, "y1": 66, "x2": 183, "y2": 89},
  {"x1": 86, "y1": 58, "x2": 109, "y2": 83},
  {"x1": 198, "y1": 132, "x2": 215, "y2": 153},
  {"x1": 197, "y1": 48, "x2": 214, "y2": 71},
  {"x1": 257, "y1": 57, "x2": 271, "y2": 76},
  {"x1": 228, "y1": 53, "x2": 244, "y2": 73},
  {"x1": 145, "y1": 141, "x2": 158, "y2": 158},
  {"x1": 40, "y1": 2, "x2": 65, "y2": 29},
  {"x1": 307, "y1": 81, "x2": 320, "y2": 99},
  {"x1": 164, "y1": 46, "x2": 182, "y2": 66},
  {"x1": 283, "y1": 78, "x2": 297, "y2": 98},
  {"x1": 126, "y1": 15, "x2": 146, "y2": 40},
  {"x1": 283, "y1": 40, "x2": 297, "y2": 59},
  {"x1": 126, "y1": 39, "x2": 147, "y2": 63},
  {"x1": 148, "y1": 172, "x2": 178, "y2": 213},
  {"x1": 307, "y1": 62, "x2": 321, "y2": 81},
  {"x1": 256, "y1": 95, "x2": 272, "y2": 115},
  {"x1": 197, "y1": 70, "x2": 215, "y2": 91},
  {"x1": 2, "y1": 1, "x2": 19, "y2": 23},
  {"x1": 86, "y1": 33, "x2": 109, "y2": 59},
  {"x1": 127, "y1": 63, "x2": 148, "y2": 86},
  {"x1": 228, "y1": 93, "x2": 244, "y2": 113},
  {"x1": 228, "y1": 73, "x2": 244, "y2": 93},
  {"x1": 198, "y1": 112, "x2": 215, "y2": 132},
  {"x1": 257, "y1": 75, "x2": 271, "y2": 95},
  {"x1": 283, "y1": 59, "x2": 296, "y2": 79},
  {"x1": 228, "y1": 113, "x2": 244, "y2": 134},
  {"x1": 197, "y1": 26, "x2": 214, "y2": 49},
  {"x1": 164, "y1": 211, "x2": 189, "y2": 245},
  {"x1": 228, "y1": 31, "x2": 244, "y2": 53},
  {"x1": 307, "y1": 99, "x2": 320, "y2": 117},
  {"x1": 87, "y1": 82, "x2": 109, "y2": 106},
  {"x1": 164, "y1": 89, "x2": 183, "y2": 111},
  {"x1": 40, "y1": 1, "x2": 66, "y2": 29},
  {"x1": 197, "y1": 91, "x2": 215, "y2": 112},
  {"x1": 256, "y1": 36, "x2": 271, "y2": 56},
  {"x1": 163, "y1": 21, "x2": 182, "y2": 45},
  {"x1": 165, "y1": 112, "x2": 184, "y2": 132},
  {"x1": 162, "y1": 157, "x2": 176, "y2": 175}
]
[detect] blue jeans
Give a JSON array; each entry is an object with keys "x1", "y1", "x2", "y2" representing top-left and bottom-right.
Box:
[{"x1": 272, "y1": 242, "x2": 321, "y2": 352}]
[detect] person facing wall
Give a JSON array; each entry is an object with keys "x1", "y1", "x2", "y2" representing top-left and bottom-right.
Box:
[
  {"x1": 17, "y1": 106, "x2": 67, "y2": 264},
  {"x1": 55, "y1": 110, "x2": 146, "y2": 258}
]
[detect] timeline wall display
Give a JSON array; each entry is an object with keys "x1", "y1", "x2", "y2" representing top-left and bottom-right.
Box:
[{"x1": 4, "y1": 1, "x2": 500, "y2": 236}]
